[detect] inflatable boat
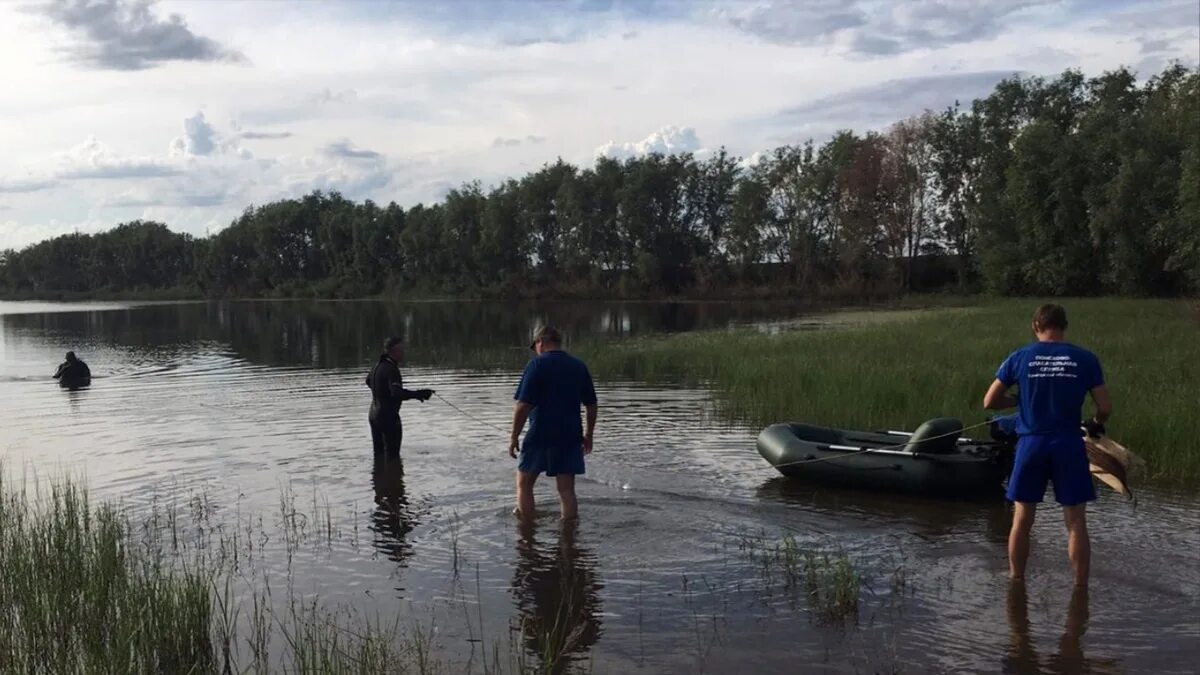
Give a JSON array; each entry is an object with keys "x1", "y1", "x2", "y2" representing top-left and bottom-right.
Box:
[{"x1": 756, "y1": 418, "x2": 1014, "y2": 499}]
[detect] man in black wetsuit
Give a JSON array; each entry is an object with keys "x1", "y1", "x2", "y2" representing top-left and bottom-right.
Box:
[
  {"x1": 366, "y1": 337, "x2": 433, "y2": 455},
  {"x1": 53, "y1": 351, "x2": 91, "y2": 385}
]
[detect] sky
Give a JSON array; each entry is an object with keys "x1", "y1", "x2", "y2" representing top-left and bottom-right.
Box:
[{"x1": 0, "y1": 0, "x2": 1197, "y2": 249}]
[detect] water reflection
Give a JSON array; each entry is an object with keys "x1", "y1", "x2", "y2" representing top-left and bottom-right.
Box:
[
  {"x1": 756, "y1": 476, "x2": 1013, "y2": 543},
  {"x1": 511, "y1": 519, "x2": 603, "y2": 671},
  {"x1": 1005, "y1": 583, "x2": 1098, "y2": 675},
  {"x1": 0, "y1": 299, "x2": 814, "y2": 370},
  {"x1": 62, "y1": 382, "x2": 89, "y2": 414},
  {"x1": 370, "y1": 454, "x2": 415, "y2": 566}
]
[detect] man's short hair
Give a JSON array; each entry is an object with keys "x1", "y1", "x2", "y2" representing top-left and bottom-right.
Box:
[
  {"x1": 530, "y1": 325, "x2": 563, "y2": 350},
  {"x1": 383, "y1": 336, "x2": 403, "y2": 351},
  {"x1": 1033, "y1": 304, "x2": 1068, "y2": 331}
]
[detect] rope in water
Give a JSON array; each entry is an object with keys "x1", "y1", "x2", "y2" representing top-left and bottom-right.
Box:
[
  {"x1": 433, "y1": 391, "x2": 1000, "y2": 471},
  {"x1": 434, "y1": 391, "x2": 511, "y2": 435}
]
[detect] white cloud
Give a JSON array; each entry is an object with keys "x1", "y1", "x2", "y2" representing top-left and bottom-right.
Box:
[
  {"x1": 595, "y1": 125, "x2": 703, "y2": 159},
  {"x1": 0, "y1": 217, "x2": 112, "y2": 250},
  {"x1": 712, "y1": 0, "x2": 1056, "y2": 55},
  {"x1": 282, "y1": 158, "x2": 393, "y2": 198},
  {"x1": 322, "y1": 139, "x2": 382, "y2": 160},
  {"x1": 0, "y1": 177, "x2": 57, "y2": 194},
  {"x1": 170, "y1": 111, "x2": 254, "y2": 159},
  {"x1": 56, "y1": 136, "x2": 181, "y2": 180},
  {"x1": 170, "y1": 111, "x2": 217, "y2": 156},
  {"x1": 492, "y1": 135, "x2": 547, "y2": 148},
  {"x1": 766, "y1": 71, "x2": 1017, "y2": 143},
  {"x1": 740, "y1": 151, "x2": 767, "y2": 169},
  {"x1": 238, "y1": 130, "x2": 292, "y2": 140}
]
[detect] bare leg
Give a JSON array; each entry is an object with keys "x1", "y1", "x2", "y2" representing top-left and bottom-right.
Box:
[
  {"x1": 555, "y1": 474, "x2": 578, "y2": 521},
  {"x1": 1063, "y1": 504, "x2": 1090, "y2": 587},
  {"x1": 516, "y1": 471, "x2": 538, "y2": 520},
  {"x1": 1009, "y1": 502, "x2": 1036, "y2": 581}
]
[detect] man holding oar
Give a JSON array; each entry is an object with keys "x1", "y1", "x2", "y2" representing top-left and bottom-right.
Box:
[
  {"x1": 984, "y1": 304, "x2": 1112, "y2": 587},
  {"x1": 509, "y1": 326, "x2": 598, "y2": 521}
]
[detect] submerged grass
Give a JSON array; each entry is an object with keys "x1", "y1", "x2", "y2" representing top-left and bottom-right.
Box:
[
  {"x1": 736, "y1": 533, "x2": 861, "y2": 624},
  {"x1": 580, "y1": 298, "x2": 1200, "y2": 482}
]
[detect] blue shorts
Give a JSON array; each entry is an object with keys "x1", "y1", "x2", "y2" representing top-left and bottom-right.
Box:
[
  {"x1": 518, "y1": 443, "x2": 585, "y2": 477},
  {"x1": 1006, "y1": 434, "x2": 1096, "y2": 506}
]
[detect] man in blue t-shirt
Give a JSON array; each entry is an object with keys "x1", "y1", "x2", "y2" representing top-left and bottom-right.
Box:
[
  {"x1": 509, "y1": 325, "x2": 599, "y2": 521},
  {"x1": 984, "y1": 304, "x2": 1112, "y2": 588}
]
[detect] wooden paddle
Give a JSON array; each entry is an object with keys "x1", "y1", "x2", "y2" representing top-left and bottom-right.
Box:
[{"x1": 1084, "y1": 433, "x2": 1144, "y2": 499}]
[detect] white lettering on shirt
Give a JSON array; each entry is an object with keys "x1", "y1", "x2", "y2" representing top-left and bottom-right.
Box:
[{"x1": 1025, "y1": 354, "x2": 1080, "y2": 379}]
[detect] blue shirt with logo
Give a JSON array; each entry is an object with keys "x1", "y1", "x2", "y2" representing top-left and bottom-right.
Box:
[
  {"x1": 515, "y1": 350, "x2": 598, "y2": 451},
  {"x1": 995, "y1": 342, "x2": 1104, "y2": 436}
]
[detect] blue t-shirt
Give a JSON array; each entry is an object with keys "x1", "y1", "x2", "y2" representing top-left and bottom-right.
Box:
[
  {"x1": 515, "y1": 350, "x2": 598, "y2": 450},
  {"x1": 995, "y1": 342, "x2": 1104, "y2": 436}
]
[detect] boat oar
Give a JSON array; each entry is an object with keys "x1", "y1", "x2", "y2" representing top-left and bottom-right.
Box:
[{"x1": 1084, "y1": 433, "x2": 1143, "y2": 500}]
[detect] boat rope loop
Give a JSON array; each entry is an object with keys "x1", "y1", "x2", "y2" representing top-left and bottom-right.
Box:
[{"x1": 765, "y1": 419, "x2": 998, "y2": 471}]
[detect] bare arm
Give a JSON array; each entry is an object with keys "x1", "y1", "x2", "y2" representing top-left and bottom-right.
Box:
[
  {"x1": 983, "y1": 379, "x2": 1018, "y2": 410},
  {"x1": 583, "y1": 404, "x2": 598, "y2": 454},
  {"x1": 1089, "y1": 385, "x2": 1112, "y2": 424},
  {"x1": 509, "y1": 401, "x2": 534, "y2": 458}
]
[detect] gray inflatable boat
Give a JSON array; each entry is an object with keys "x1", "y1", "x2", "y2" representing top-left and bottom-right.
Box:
[{"x1": 756, "y1": 418, "x2": 1014, "y2": 499}]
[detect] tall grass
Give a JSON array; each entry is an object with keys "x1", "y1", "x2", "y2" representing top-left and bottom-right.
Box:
[
  {"x1": 0, "y1": 474, "x2": 214, "y2": 673},
  {"x1": 737, "y1": 534, "x2": 861, "y2": 624},
  {"x1": 580, "y1": 298, "x2": 1200, "y2": 482}
]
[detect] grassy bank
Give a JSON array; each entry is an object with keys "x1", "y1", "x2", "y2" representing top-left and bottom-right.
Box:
[{"x1": 579, "y1": 298, "x2": 1200, "y2": 483}]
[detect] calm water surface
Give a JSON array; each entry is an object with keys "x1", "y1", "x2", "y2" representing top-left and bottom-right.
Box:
[{"x1": 0, "y1": 300, "x2": 1196, "y2": 674}]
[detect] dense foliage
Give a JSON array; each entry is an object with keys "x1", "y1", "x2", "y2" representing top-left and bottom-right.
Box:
[{"x1": 2, "y1": 65, "x2": 1197, "y2": 298}]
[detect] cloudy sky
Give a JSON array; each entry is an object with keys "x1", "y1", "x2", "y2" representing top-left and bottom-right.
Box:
[{"x1": 1, "y1": 0, "x2": 1196, "y2": 249}]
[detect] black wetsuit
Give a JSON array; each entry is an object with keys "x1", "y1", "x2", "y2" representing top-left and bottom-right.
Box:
[
  {"x1": 366, "y1": 355, "x2": 423, "y2": 455},
  {"x1": 53, "y1": 359, "x2": 91, "y2": 385}
]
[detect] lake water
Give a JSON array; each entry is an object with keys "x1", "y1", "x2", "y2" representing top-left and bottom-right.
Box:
[{"x1": 0, "y1": 300, "x2": 1196, "y2": 673}]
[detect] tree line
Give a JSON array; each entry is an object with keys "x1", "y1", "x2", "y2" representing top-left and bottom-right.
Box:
[{"x1": 2, "y1": 65, "x2": 1197, "y2": 299}]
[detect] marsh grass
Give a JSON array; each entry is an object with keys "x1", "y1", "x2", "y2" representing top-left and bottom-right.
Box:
[
  {"x1": 1, "y1": 469, "x2": 896, "y2": 674},
  {"x1": 581, "y1": 298, "x2": 1200, "y2": 482},
  {"x1": 0, "y1": 472, "x2": 560, "y2": 675},
  {"x1": 736, "y1": 533, "x2": 861, "y2": 624},
  {"x1": 0, "y1": 475, "x2": 214, "y2": 674}
]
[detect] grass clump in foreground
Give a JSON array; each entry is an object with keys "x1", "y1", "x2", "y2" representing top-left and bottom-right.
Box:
[
  {"x1": 0, "y1": 475, "x2": 213, "y2": 673},
  {"x1": 737, "y1": 534, "x2": 861, "y2": 624},
  {"x1": 580, "y1": 298, "x2": 1200, "y2": 483}
]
